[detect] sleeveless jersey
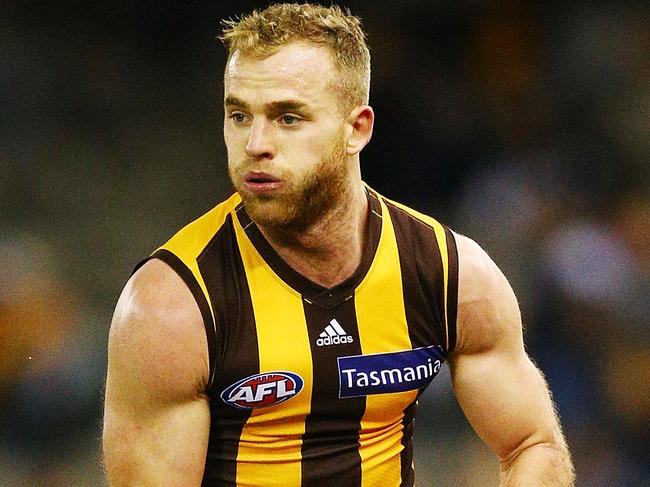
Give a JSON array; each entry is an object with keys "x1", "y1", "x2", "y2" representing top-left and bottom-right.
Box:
[{"x1": 138, "y1": 186, "x2": 458, "y2": 487}]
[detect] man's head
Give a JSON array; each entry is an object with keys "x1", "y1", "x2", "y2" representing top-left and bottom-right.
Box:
[
  {"x1": 220, "y1": 3, "x2": 370, "y2": 113},
  {"x1": 220, "y1": 4, "x2": 374, "y2": 231}
]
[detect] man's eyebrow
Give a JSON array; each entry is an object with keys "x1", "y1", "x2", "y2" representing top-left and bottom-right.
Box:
[
  {"x1": 267, "y1": 100, "x2": 308, "y2": 112},
  {"x1": 224, "y1": 96, "x2": 308, "y2": 113},
  {"x1": 224, "y1": 96, "x2": 249, "y2": 109}
]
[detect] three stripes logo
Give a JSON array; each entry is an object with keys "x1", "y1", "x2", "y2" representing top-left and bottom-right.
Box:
[{"x1": 316, "y1": 319, "x2": 353, "y2": 347}]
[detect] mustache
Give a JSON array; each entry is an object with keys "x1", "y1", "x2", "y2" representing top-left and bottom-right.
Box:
[
  {"x1": 230, "y1": 163, "x2": 291, "y2": 191},
  {"x1": 235, "y1": 159, "x2": 279, "y2": 173}
]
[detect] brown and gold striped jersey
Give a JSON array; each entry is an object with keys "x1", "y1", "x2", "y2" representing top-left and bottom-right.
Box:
[{"x1": 136, "y1": 186, "x2": 458, "y2": 487}]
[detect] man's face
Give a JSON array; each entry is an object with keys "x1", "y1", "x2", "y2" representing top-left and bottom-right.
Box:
[{"x1": 223, "y1": 42, "x2": 351, "y2": 230}]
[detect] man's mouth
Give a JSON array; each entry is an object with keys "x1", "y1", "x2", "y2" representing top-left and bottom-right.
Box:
[{"x1": 243, "y1": 172, "x2": 284, "y2": 193}]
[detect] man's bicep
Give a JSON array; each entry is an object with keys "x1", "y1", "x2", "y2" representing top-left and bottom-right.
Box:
[
  {"x1": 449, "y1": 234, "x2": 562, "y2": 462},
  {"x1": 103, "y1": 387, "x2": 210, "y2": 485},
  {"x1": 450, "y1": 347, "x2": 559, "y2": 462},
  {"x1": 102, "y1": 260, "x2": 211, "y2": 485}
]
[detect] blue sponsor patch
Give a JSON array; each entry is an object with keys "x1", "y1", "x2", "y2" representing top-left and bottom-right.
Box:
[{"x1": 338, "y1": 346, "x2": 445, "y2": 398}]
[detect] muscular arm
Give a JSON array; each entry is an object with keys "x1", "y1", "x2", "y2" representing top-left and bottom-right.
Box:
[
  {"x1": 449, "y1": 234, "x2": 574, "y2": 486},
  {"x1": 103, "y1": 259, "x2": 211, "y2": 486}
]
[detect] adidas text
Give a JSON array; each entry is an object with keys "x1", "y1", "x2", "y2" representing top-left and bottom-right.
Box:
[
  {"x1": 317, "y1": 335, "x2": 353, "y2": 346},
  {"x1": 317, "y1": 319, "x2": 353, "y2": 347}
]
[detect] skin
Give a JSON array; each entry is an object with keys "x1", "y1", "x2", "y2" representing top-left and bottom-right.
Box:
[
  {"x1": 451, "y1": 236, "x2": 574, "y2": 485},
  {"x1": 103, "y1": 42, "x2": 574, "y2": 485},
  {"x1": 223, "y1": 43, "x2": 373, "y2": 287}
]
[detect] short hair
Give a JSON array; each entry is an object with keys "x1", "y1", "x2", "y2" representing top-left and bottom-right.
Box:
[{"x1": 220, "y1": 3, "x2": 371, "y2": 111}]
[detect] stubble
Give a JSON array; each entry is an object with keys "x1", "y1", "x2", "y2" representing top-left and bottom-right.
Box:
[{"x1": 231, "y1": 133, "x2": 350, "y2": 232}]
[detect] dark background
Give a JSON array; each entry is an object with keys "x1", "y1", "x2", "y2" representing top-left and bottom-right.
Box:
[{"x1": 1, "y1": 1, "x2": 648, "y2": 485}]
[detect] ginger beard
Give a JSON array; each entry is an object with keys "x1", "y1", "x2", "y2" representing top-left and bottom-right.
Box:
[{"x1": 229, "y1": 131, "x2": 350, "y2": 232}]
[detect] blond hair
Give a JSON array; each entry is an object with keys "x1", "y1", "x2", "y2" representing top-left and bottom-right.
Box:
[{"x1": 220, "y1": 3, "x2": 370, "y2": 111}]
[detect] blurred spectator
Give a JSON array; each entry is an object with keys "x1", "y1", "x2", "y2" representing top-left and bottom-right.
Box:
[{"x1": 0, "y1": 235, "x2": 104, "y2": 484}]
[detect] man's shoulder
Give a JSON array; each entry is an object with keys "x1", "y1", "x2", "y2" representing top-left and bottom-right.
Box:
[
  {"x1": 453, "y1": 232, "x2": 522, "y2": 354},
  {"x1": 161, "y1": 192, "x2": 242, "y2": 254},
  {"x1": 116, "y1": 259, "x2": 204, "y2": 340},
  {"x1": 371, "y1": 190, "x2": 459, "y2": 270},
  {"x1": 109, "y1": 258, "x2": 209, "y2": 400},
  {"x1": 374, "y1": 190, "x2": 448, "y2": 231}
]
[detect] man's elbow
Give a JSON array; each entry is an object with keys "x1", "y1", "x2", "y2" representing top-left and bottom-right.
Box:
[{"x1": 499, "y1": 439, "x2": 575, "y2": 486}]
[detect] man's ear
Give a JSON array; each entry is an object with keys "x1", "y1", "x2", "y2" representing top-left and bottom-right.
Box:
[{"x1": 345, "y1": 105, "x2": 374, "y2": 155}]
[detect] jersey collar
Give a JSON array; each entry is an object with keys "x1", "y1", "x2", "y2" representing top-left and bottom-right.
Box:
[{"x1": 235, "y1": 186, "x2": 383, "y2": 308}]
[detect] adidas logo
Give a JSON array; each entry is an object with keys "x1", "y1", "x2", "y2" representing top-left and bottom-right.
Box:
[{"x1": 316, "y1": 319, "x2": 353, "y2": 347}]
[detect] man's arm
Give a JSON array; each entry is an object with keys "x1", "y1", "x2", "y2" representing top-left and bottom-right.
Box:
[
  {"x1": 103, "y1": 259, "x2": 210, "y2": 485},
  {"x1": 449, "y1": 234, "x2": 575, "y2": 486}
]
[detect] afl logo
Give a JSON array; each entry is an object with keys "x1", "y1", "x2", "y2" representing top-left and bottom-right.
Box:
[{"x1": 221, "y1": 371, "x2": 304, "y2": 409}]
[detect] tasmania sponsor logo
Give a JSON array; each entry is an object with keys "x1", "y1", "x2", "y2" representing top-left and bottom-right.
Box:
[
  {"x1": 221, "y1": 371, "x2": 304, "y2": 409},
  {"x1": 338, "y1": 346, "x2": 445, "y2": 398}
]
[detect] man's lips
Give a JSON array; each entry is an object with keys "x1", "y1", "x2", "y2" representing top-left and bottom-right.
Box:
[{"x1": 243, "y1": 172, "x2": 284, "y2": 192}]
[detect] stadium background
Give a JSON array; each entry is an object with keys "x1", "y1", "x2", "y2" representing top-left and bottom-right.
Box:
[{"x1": 1, "y1": 1, "x2": 648, "y2": 485}]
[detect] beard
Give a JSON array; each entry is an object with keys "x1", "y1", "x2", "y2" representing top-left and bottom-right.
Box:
[{"x1": 229, "y1": 134, "x2": 349, "y2": 232}]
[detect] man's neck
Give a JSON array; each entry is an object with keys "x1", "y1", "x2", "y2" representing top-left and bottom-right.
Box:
[{"x1": 256, "y1": 183, "x2": 369, "y2": 289}]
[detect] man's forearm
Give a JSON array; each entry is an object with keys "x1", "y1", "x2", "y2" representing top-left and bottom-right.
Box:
[{"x1": 499, "y1": 442, "x2": 575, "y2": 487}]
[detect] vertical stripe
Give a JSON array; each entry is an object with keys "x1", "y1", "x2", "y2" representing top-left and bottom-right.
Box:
[
  {"x1": 197, "y1": 215, "x2": 259, "y2": 486},
  {"x1": 399, "y1": 393, "x2": 422, "y2": 487},
  {"x1": 379, "y1": 195, "x2": 457, "y2": 353},
  {"x1": 355, "y1": 199, "x2": 417, "y2": 487},
  {"x1": 385, "y1": 202, "x2": 448, "y2": 351},
  {"x1": 384, "y1": 199, "x2": 452, "y2": 485},
  {"x1": 431, "y1": 223, "x2": 450, "y2": 352},
  {"x1": 301, "y1": 297, "x2": 365, "y2": 487},
  {"x1": 232, "y1": 215, "x2": 313, "y2": 486},
  {"x1": 444, "y1": 228, "x2": 459, "y2": 352}
]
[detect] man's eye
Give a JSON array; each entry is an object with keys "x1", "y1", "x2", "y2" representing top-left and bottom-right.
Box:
[
  {"x1": 280, "y1": 115, "x2": 299, "y2": 125},
  {"x1": 230, "y1": 113, "x2": 247, "y2": 123}
]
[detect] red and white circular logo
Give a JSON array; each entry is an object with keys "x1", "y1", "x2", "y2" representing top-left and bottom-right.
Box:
[{"x1": 220, "y1": 371, "x2": 304, "y2": 409}]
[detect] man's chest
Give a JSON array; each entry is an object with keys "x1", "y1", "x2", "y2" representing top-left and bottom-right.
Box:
[{"x1": 212, "y1": 290, "x2": 446, "y2": 420}]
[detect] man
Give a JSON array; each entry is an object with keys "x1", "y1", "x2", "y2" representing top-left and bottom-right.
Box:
[{"x1": 103, "y1": 4, "x2": 575, "y2": 486}]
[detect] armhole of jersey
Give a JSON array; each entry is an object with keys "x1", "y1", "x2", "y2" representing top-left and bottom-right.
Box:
[
  {"x1": 444, "y1": 227, "x2": 459, "y2": 354},
  {"x1": 132, "y1": 249, "x2": 217, "y2": 391}
]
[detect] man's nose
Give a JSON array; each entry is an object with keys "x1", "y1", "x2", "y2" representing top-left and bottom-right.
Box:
[{"x1": 245, "y1": 119, "x2": 275, "y2": 159}]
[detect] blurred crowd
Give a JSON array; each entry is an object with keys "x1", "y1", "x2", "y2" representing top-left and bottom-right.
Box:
[{"x1": 1, "y1": 1, "x2": 648, "y2": 485}]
